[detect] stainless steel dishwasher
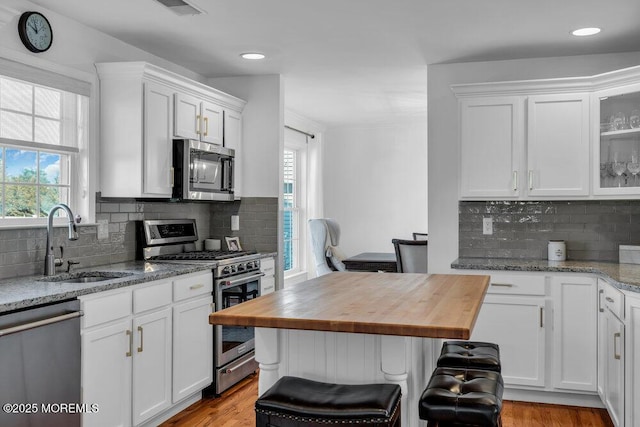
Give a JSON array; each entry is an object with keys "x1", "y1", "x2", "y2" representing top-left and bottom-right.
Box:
[{"x1": 0, "y1": 299, "x2": 82, "y2": 427}]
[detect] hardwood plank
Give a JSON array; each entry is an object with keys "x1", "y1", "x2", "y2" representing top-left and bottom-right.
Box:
[
  {"x1": 209, "y1": 272, "x2": 490, "y2": 339},
  {"x1": 162, "y1": 374, "x2": 613, "y2": 427}
]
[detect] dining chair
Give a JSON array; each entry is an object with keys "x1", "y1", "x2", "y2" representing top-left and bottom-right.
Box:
[
  {"x1": 392, "y1": 238, "x2": 428, "y2": 273},
  {"x1": 308, "y1": 218, "x2": 346, "y2": 277},
  {"x1": 412, "y1": 232, "x2": 428, "y2": 241}
]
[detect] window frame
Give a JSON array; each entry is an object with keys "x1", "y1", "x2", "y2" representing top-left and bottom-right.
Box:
[
  {"x1": 0, "y1": 53, "x2": 95, "y2": 227},
  {"x1": 283, "y1": 136, "x2": 308, "y2": 279}
]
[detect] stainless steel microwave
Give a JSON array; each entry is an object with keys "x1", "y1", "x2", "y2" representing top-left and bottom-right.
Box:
[{"x1": 172, "y1": 139, "x2": 235, "y2": 201}]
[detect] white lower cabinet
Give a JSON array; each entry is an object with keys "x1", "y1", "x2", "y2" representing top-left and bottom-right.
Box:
[
  {"x1": 131, "y1": 308, "x2": 172, "y2": 425},
  {"x1": 599, "y1": 278, "x2": 625, "y2": 427},
  {"x1": 173, "y1": 296, "x2": 213, "y2": 402},
  {"x1": 550, "y1": 276, "x2": 597, "y2": 392},
  {"x1": 469, "y1": 273, "x2": 547, "y2": 387},
  {"x1": 469, "y1": 272, "x2": 597, "y2": 395},
  {"x1": 260, "y1": 256, "x2": 275, "y2": 295},
  {"x1": 626, "y1": 293, "x2": 640, "y2": 427},
  {"x1": 81, "y1": 271, "x2": 213, "y2": 427}
]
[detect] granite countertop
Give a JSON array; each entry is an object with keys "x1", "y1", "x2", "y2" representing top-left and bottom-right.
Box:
[
  {"x1": 0, "y1": 252, "x2": 279, "y2": 314},
  {"x1": 0, "y1": 261, "x2": 218, "y2": 314},
  {"x1": 452, "y1": 257, "x2": 640, "y2": 293}
]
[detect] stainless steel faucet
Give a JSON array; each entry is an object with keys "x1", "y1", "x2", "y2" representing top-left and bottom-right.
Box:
[{"x1": 44, "y1": 203, "x2": 79, "y2": 276}]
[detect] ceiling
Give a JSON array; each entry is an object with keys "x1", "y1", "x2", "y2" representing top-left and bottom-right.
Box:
[{"x1": 29, "y1": 0, "x2": 640, "y2": 127}]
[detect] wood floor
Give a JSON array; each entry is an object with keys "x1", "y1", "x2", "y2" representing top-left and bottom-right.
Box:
[{"x1": 161, "y1": 374, "x2": 614, "y2": 427}]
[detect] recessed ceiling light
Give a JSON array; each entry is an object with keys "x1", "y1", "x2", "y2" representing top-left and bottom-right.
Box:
[
  {"x1": 571, "y1": 27, "x2": 601, "y2": 36},
  {"x1": 240, "y1": 53, "x2": 266, "y2": 60}
]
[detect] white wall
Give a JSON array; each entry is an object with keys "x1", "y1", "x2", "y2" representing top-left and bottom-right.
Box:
[
  {"x1": 428, "y1": 52, "x2": 640, "y2": 274},
  {"x1": 208, "y1": 75, "x2": 284, "y2": 198},
  {"x1": 323, "y1": 117, "x2": 428, "y2": 257}
]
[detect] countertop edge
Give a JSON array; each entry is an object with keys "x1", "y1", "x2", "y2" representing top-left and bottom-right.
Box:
[{"x1": 451, "y1": 258, "x2": 640, "y2": 294}]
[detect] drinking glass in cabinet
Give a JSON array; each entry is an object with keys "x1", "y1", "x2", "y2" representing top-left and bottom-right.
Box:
[
  {"x1": 630, "y1": 109, "x2": 640, "y2": 128},
  {"x1": 612, "y1": 161, "x2": 627, "y2": 187}
]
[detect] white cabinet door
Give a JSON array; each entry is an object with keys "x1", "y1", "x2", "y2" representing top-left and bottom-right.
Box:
[
  {"x1": 470, "y1": 294, "x2": 546, "y2": 387},
  {"x1": 604, "y1": 309, "x2": 625, "y2": 427},
  {"x1": 173, "y1": 295, "x2": 213, "y2": 402},
  {"x1": 174, "y1": 92, "x2": 200, "y2": 140},
  {"x1": 598, "y1": 285, "x2": 607, "y2": 402},
  {"x1": 526, "y1": 93, "x2": 590, "y2": 197},
  {"x1": 201, "y1": 101, "x2": 223, "y2": 145},
  {"x1": 143, "y1": 82, "x2": 174, "y2": 196},
  {"x1": 550, "y1": 276, "x2": 597, "y2": 391},
  {"x1": 224, "y1": 109, "x2": 243, "y2": 199},
  {"x1": 626, "y1": 295, "x2": 640, "y2": 427},
  {"x1": 132, "y1": 307, "x2": 172, "y2": 425},
  {"x1": 459, "y1": 97, "x2": 523, "y2": 198},
  {"x1": 82, "y1": 320, "x2": 132, "y2": 427}
]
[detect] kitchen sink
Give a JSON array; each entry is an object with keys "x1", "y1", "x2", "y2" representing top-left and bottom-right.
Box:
[{"x1": 40, "y1": 271, "x2": 134, "y2": 283}]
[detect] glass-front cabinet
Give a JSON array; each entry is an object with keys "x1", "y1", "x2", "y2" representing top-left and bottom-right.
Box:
[{"x1": 595, "y1": 84, "x2": 640, "y2": 196}]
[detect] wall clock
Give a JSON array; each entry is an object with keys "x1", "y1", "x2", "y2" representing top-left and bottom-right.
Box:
[{"x1": 18, "y1": 11, "x2": 53, "y2": 53}]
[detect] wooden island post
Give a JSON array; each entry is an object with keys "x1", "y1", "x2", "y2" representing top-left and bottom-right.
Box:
[{"x1": 210, "y1": 272, "x2": 490, "y2": 427}]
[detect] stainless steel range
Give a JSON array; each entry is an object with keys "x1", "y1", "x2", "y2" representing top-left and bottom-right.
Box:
[{"x1": 138, "y1": 219, "x2": 262, "y2": 395}]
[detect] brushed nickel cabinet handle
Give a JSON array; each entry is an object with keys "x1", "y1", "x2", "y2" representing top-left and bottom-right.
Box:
[
  {"x1": 126, "y1": 330, "x2": 132, "y2": 357},
  {"x1": 170, "y1": 166, "x2": 174, "y2": 188},
  {"x1": 137, "y1": 326, "x2": 144, "y2": 353},
  {"x1": 190, "y1": 283, "x2": 204, "y2": 290},
  {"x1": 196, "y1": 114, "x2": 201, "y2": 135},
  {"x1": 539, "y1": 307, "x2": 544, "y2": 328},
  {"x1": 614, "y1": 332, "x2": 621, "y2": 360},
  {"x1": 598, "y1": 289, "x2": 604, "y2": 313},
  {"x1": 528, "y1": 170, "x2": 534, "y2": 190},
  {"x1": 204, "y1": 117, "x2": 209, "y2": 137},
  {"x1": 513, "y1": 171, "x2": 518, "y2": 192},
  {"x1": 491, "y1": 283, "x2": 514, "y2": 287},
  {"x1": 605, "y1": 296, "x2": 614, "y2": 303}
]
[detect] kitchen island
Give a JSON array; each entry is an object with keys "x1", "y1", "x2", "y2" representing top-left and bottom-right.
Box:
[{"x1": 209, "y1": 272, "x2": 490, "y2": 427}]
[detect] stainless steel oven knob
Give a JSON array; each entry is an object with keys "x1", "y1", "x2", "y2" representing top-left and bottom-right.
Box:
[
  {"x1": 222, "y1": 266, "x2": 231, "y2": 275},
  {"x1": 237, "y1": 263, "x2": 245, "y2": 271},
  {"x1": 246, "y1": 261, "x2": 254, "y2": 269},
  {"x1": 230, "y1": 265, "x2": 237, "y2": 273}
]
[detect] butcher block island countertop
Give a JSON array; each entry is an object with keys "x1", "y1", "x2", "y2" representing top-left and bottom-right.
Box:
[{"x1": 209, "y1": 272, "x2": 490, "y2": 339}]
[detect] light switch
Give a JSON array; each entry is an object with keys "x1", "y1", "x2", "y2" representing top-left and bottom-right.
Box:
[{"x1": 231, "y1": 215, "x2": 240, "y2": 231}]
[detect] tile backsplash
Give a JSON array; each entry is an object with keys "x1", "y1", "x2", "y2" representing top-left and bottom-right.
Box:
[
  {"x1": 459, "y1": 200, "x2": 640, "y2": 262},
  {"x1": 0, "y1": 195, "x2": 277, "y2": 280}
]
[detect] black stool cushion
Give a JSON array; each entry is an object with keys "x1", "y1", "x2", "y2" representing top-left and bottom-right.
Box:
[
  {"x1": 437, "y1": 341, "x2": 501, "y2": 373},
  {"x1": 255, "y1": 376, "x2": 401, "y2": 421},
  {"x1": 419, "y1": 367, "x2": 504, "y2": 426}
]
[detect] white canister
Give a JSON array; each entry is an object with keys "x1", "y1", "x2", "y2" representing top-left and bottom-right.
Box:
[
  {"x1": 204, "y1": 239, "x2": 221, "y2": 251},
  {"x1": 548, "y1": 240, "x2": 566, "y2": 261}
]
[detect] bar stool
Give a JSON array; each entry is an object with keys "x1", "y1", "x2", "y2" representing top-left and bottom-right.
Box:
[
  {"x1": 419, "y1": 367, "x2": 504, "y2": 427},
  {"x1": 436, "y1": 340, "x2": 501, "y2": 372},
  {"x1": 255, "y1": 376, "x2": 401, "y2": 427}
]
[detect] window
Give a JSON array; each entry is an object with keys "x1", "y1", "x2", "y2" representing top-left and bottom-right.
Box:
[
  {"x1": 283, "y1": 149, "x2": 298, "y2": 272},
  {"x1": 0, "y1": 74, "x2": 87, "y2": 222}
]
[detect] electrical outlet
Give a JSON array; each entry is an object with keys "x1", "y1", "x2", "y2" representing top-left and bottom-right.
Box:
[
  {"x1": 483, "y1": 217, "x2": 493, "y2": 235},
  {"x1": 231, "y1": 215, "x2": 240, "y2": 231}
]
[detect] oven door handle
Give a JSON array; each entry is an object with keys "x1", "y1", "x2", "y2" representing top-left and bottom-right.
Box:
[{"x1": 218, "y1": 272, "x2": 264, "y2": 289}]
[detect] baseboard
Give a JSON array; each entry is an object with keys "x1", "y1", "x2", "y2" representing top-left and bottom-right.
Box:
[
  {"x1": 138, "y1": 392, "x2": 202, "y2": 427},
  {"x1": 504, "y1": 388, "x2": 605, "y2": 408}
]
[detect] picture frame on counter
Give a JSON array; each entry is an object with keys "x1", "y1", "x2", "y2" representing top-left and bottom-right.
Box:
[{"x1": 225, "y1": 236, "x2": 242, "y2": 251}]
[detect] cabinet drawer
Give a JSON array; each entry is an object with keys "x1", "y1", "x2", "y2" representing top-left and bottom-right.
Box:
[
  {"x1": 479, "y1": 272, "x2": 546, "y2": 296},
  {"x1": 602, "y1": 281, "x2": 625, "y2": 320},
  {"x1": 173, "y1": 272, "x2": 213, "y2": 302},
  {"x1": 81, "y1": 290, "x2": 132, "y2": 328},
  {"x1": 261, "y1": 277, "x2": 275, "y2": 295},
  {"x1": 133, "y1": 280, "x2": 172, "y2": 313},
  {"x1": 260, "y1": 257, "x2": 275, "y2": 277}
]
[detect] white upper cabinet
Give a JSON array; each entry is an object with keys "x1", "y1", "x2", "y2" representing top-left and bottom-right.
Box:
[
  {"x1": 96, "y1": 62, "x2": 245, "y2": 199},
  {"x1": 223, "y1": 109, "x2": 243, "y2": 199},
  {"x1": 174, "y1": 93, "x2": 224, "y2": 145},
  {"x1": 454, "y1": 65, "x2": 640, "y2": 200},
  {"x1": 455, "y1": 89, "x2": 589, "y2": 200},
  {"x1": 593, "y1": 81, "x2": 640, "y2": 197},
  {"x1": 460, "y1": 97, "x2": 523, "y2": 198},
  {"x1": 527, "y1": 93, "x2": 590, "y2": 197}
]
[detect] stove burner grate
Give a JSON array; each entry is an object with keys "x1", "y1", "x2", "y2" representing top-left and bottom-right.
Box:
[{"x1": 151, "y1": 250, "x2": 255, "y2": 261}]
